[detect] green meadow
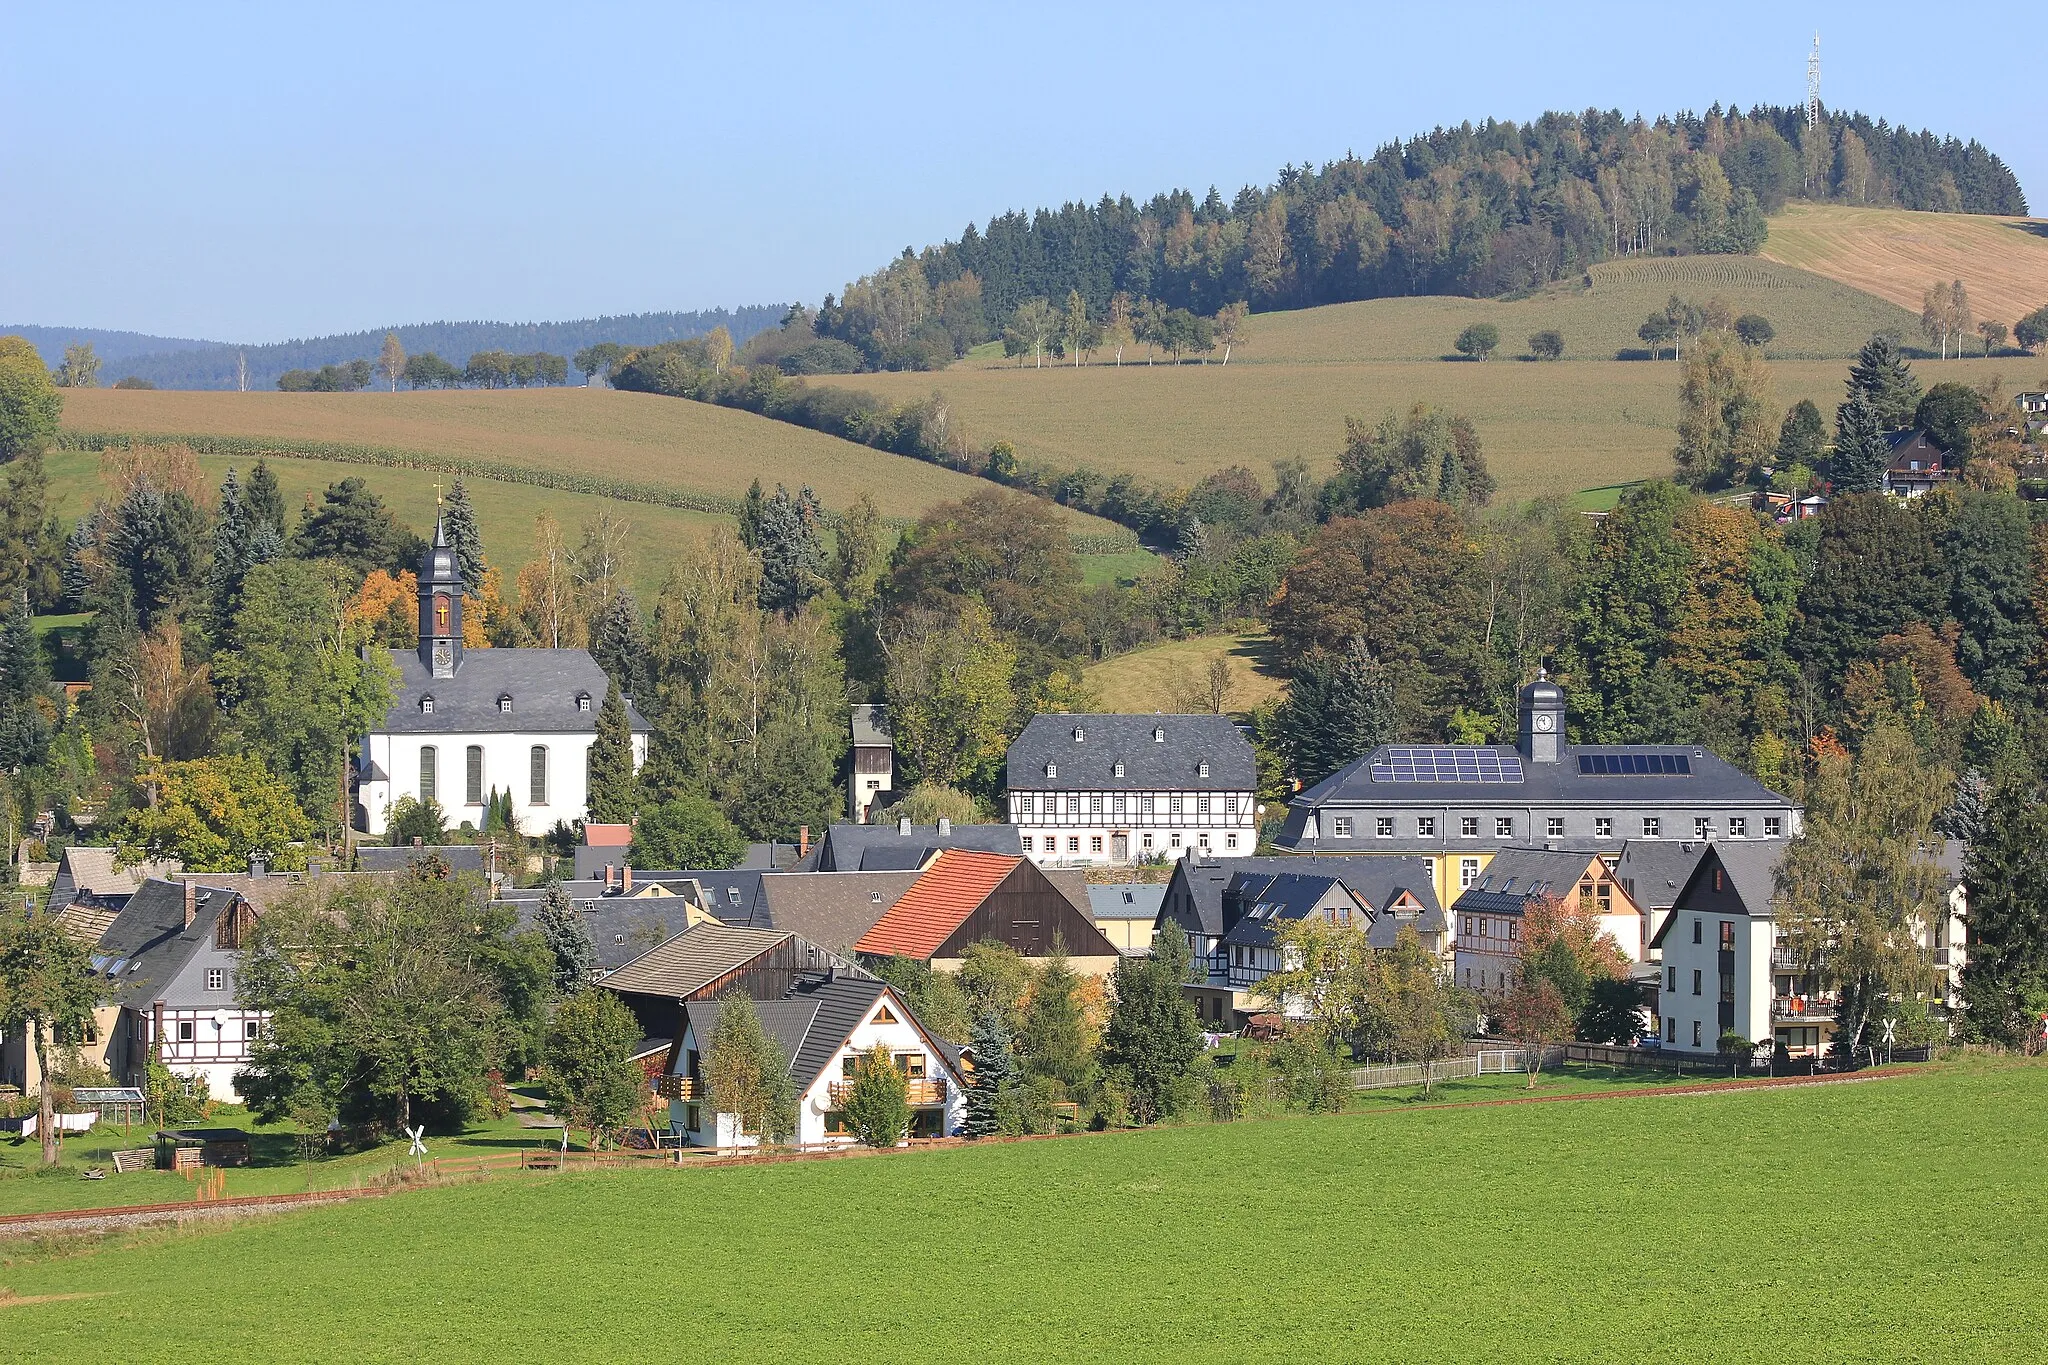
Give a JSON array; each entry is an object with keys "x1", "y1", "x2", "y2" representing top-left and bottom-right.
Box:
[{"x1": 2, "y1": 1059, "x2": 2041, "y2": 1361}]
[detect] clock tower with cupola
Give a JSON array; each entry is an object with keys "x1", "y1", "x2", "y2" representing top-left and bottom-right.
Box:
[
  {"x1": 1517, "y1": 668, "x2": 1565, "y2": 764},
  {"x1": 418, "y1": 519, "x2": 464, "y2": 680}
]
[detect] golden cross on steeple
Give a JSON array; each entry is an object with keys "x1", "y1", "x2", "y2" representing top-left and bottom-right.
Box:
[{"x1": 432, "y1": 477, "x2": 444, "y2": 506}]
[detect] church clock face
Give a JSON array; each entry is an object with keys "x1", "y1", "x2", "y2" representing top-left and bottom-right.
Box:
[
  {"x1": 1533, "y1": 712, "x2": 1555, "y2": 733},
  {"x1": 433, "y1": 642, "x2": 453, "y2": 671}
]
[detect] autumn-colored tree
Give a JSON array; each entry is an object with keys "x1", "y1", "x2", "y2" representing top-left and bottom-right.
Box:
[
  {"x1": 1255, "y1": 912, "x2": 1373, "y2": 1041},
  {"x1": 1663, "y1": 502, "x2": 1768, "y2": 697},
  {"x1": 114, "y1": 754, "x2": 313, "y2": 872},
  {"x1": 348, "y1": 568, "x2": 419, "y2": 646},
  {"x1": 107, "y1": 619, "x2": 214, "y2": 776},
  {"x1": 1214, "y1": 301, "x2": 1250, "y2": 366},
  {"x1": 510, "y1": 513, "x2": 586, "y2": 648},
  {"x1": 1673, "y1": 327, "x2": 1778, "y2": 488},
  {"x1": 376, "y1": 333, "x2": 406, "y2": 391},
  {"x1": 1498, "y1": 976, "x2": 1572, "y2": 1087}
]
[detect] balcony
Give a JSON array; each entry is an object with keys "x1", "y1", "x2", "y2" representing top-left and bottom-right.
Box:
[
  {"x1": 1773, "y1": 995, "x2": 1836, "y2": 1022},
  {"x1": 829, "y1": 1079, "x2": 948, "y2": 1107},
  {"x1": 1770, "y1": 947, "x2": 1813, "y2": 972},
  {"x1": 653, "y1": 1075, "x2": 700, "y2": 1100}
]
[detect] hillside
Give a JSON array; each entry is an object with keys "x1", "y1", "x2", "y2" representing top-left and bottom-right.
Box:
[
  {"x1": 55, "y1": 388, "x2": 1126, "y2": 542},
  {"x1": 1762, "y1": 202, "x2": 2048, "y2": 329},
  {"x1": 2, "y1": 1062, "x2": 2042, "y2": 1356}
]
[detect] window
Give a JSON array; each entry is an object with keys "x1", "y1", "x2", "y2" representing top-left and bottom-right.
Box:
[
  {"x1": 497, "y1": 694, "x2": 513, "y2": 713},
  {"x1": 530, "y1": 746, "x2": 548, "y2": 805},
  {"x1": 1692, "y1": 969, "x2": 1702, "y2": 996},
  {"x1": 894, "y1": 1052, "x2": 928, "y2": 1079},
  {"x1": 1461, "y1": 917, "x2": 1472, "y2": 937},
  {"x1": 1692, "y1": 1020, "x2": 1701, "y2": 1047},
  {"x1": 1508, "y1": 921, "x2": 1519, "y2": 940},
  {"x1": 1197, "y1": 796, "x2": 1212, "y2": 815},
  {"x1": 871, "y1": 1004, "x2": 899, "y2": 1025},
  {"x1": 576, "y1": 692, "x2": 591, "y2": 713},
  {"x1": 1333, "y1": 817, "x2": 1354, "y2": 838},
  {"x1": 1021, "y1": 836, "x2": 1034, "y2": 852},
  {"x1": 1667, "y1": 965, "x2": 1677, "y2": 990},
  {"x1": 1045, "y1": 762, "x2": 1057, "y2": 779},
  {"x1": 1642, "y1": 817, "x2": 1661, "y2": 838},
  {"x1": 1198, "y1": 832, "x2": 1211, "y2": 851},
  {"x1": 1113, "y1": 795, "x2": 1127, "y2": 814},
  {"x1": 1198, "y1": 762, "x2": 1210, "y2": 778},
  {"x1": 1547, "y1": 817, "x2": 1565, "y2": 838},
  {"x1": 176, "y1": 1020, "x2": 194, "y2": 1042},
  {"x1": 1713, "y1": 868, "x2": 1724, "y2": 892},
  {"x1": 1090, "y1": 795, "x2": 1103, "y2": 814},
  {"x1": 1090, "y1": 835, "x2": 1104, "y2": 853},
  {"x1": 1461, "y1": 817, "x2": 1479, "y2": 838},
  {"x1": 206, "y1": 968, "x2": 224, "y2": 991},
  {"x1": 467, "y1": 745, "x2": 484, "y2": 805},
  {"x1": 1113, "y1": 762, "x2": 1125, "y2": 778},
  {"x1": 419, "y1": 695, "x2": 434, "y2": 714},
  {"x1": 1764, "y1": 816, "x2": 1782, "y2": 837},
  {"x1": 1067, "y1": 837, "x2": 1080, "y2": 853},
  {"x1": 1693, "y1": 918, "x2": 1702, "y2": 944},
  {"x1": 1140, "y1": 795, "x2": 1153, "y2": 814},
  {"x1": 1418, "y1": 816, "x2": 1436, "y2": 837},
  {"x1": 419, "y1": 746, "x2": 438, "y2": 803},
  {"x1": 1595, "y1": 817, "x2": 1612, "y2": 839},
  {"x1": 1460, "y1": 857, "x2": 1480, "y2": 888},
  {"x1": 1153, "y1": 727, "x2": 1165, "y2": 742},
  {"x1": 1720, "y1": 921, "x2": 1735, "y2": 950},
  {"x1": 244, "y1": 1019, "x2": 260, "y2": 1040},
  {"x1": 1729, "y1": 817, "x2": 1746, "y2": 838},
  {"x1": 1665, "y1": 1017, "x2": 1676, "y2": 1044},
  {"x1": 1073, "y1": 726, "x2": 1085, "y2": 741},
  {"x1": 1170, "y1": 796, "x2": 1183, "y2": 814},
  {"x1": 1170, "y1": 832, "x2": 1182, "y2": 848},
  {"x1": 1142, "y1": 833, "x2": 1154, "y2": 850},
  {"x1": 1225, "y1": 834, "x2": 1238, "y2": 850},
  {"x1": 1495, "y1": 817, "x2": 1513, "y2": 838},
  {"x1": 1376, "y1": 817, "x2": 1394, "y2": 838},
  {"x1": 1695, "y1": 817, "x2": 1712, "y2": 840}
]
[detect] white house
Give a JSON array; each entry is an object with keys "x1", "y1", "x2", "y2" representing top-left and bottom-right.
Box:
[
  {"x1": 660, "y1": 969, "x2": 967, "y2": 1147},
  {"x1": 1649, "y1": 844, "x2": 1782, "y2": 1056},
  {"x1": 1005, "y1": 714, "x2": 1258, "y2": 866},
  {"x1": 357, "y1": 521, "x2": 648, "y2": 837}
]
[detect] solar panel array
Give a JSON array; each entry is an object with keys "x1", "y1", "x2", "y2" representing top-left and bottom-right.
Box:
[
  {"x1": 1577, "y1": 752, "x2": 1692, "y2": 776},
  {"x1": 1369, "y1": 747, "x2": 1525, "y2": 784}
]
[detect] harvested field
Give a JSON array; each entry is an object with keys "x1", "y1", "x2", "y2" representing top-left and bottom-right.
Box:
[{"x1": 1763, "y1": 202, "x2": 2048, "y2": 331}]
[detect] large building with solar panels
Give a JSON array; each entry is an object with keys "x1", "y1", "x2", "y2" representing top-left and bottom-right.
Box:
[{"x1": 1271, "y1": 673, "x2": 1801, "y2": 909}]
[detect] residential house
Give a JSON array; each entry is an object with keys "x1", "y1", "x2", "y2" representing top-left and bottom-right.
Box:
[
  {"x1": 1005, "y1": 714, "x2": 1258, "y2": 866},
  {"x1": 502, "y1": 869, "x2": 738, "y2": 974},
  {"x1": 357, "y1": 521, "x2": 648, "y2": 837},
  {"x1": 45, "y1": 845, "x2": 181, "y2": 921},
  {"x1": 600, "y1": 922, "x2": 862, "y2": 1045},
  {"x1": 853, "y1": 849, "x2": 1121, "y2": 974},
  {"x1": 800, "y1": 818, "x2": 1022, "y2": 872},
  {"x1": 572, "y1": 822, "x2": 634, "y2": 879},
  {"x1": 849, "y1": 704, "x2": 895, "y2": 822},
  {"x1": 1882, "y1": 430, "x2": 1952, "y2": 499},
  {"x1": 1158, "y1": 855, "x2": 1441, "y2": 1026},
  {"x1": 1450, "y1": 848, "x2": 1646, "y2": 996},
  {"x1": 1214, "y1": 873, "x2": 1371, "y2": 1013},
  {"x1": 1086, "y1": 883, "x2": 1167, "y2": 955},
  {"x1": 656, "y1": 960, "x2": 967, "y2": 1147},
  {"x1": 1612, "y1": 839, "x2": 1711, "y2": 958},
  {"x1": 1275, "y1": 673, "x2": 1800, "y2": 908},
  {"x1": 1647, "y1": 843, "x2": 1787, "y2": 1055},
  {"x1": 97, "y1": 879, "x2": 265, "y2": 1102}
]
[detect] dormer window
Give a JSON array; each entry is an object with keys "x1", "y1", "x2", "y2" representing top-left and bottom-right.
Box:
[
  {"x1": 1073, "y1": 726, "x2": 1085, "y2": 742},
  {"x1": 1153, "y1": 727, "x2": 1165, "y2": 742},
  {"x1": 1045, "y1": 761, "x2": 1058, "y2": 779},
  {"x1": 576, "y1": 691, "x2": 592, "y2": 713},
  {"x1": 497, "y1": 694, "x2": 513, "y2": 713},
  {"x1": 420, "y1": 695, "x2": 435, "y2": 714},
  {"x1": 1113, "y1": 761, "x2": 1125, "y2": 778},
  {"x1": 1197, "y1": 761, "x2": 1210, "y2": 778}
]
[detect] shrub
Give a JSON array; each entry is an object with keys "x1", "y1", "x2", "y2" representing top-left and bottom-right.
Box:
[
  {"x1": 1734, "y1": 314, "x2": 1775, "y2": 348},
  {"x1": 1454, "y1": 323, "x2": 1500, "y2": 361},
  {"x1": 840, "y1": 1044, "x2": 910, "y2": 1147},
  {"x1": 1527, "y1": 330, "x2": 1564, "y2": 361}
]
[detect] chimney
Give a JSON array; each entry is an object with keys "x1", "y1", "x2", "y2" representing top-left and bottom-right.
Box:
[
  {"x1": 937, "y1": 817, "x2": 951, "y2": 837},
  {"x1": 798, "y1": 826, "x2": 810, "y2": 859},
  {"x1": 183, "y1": 879, "x2": 197, "y2": 929},
  {"x1": 604, "y1": 862, "x2": 616, "y2": 893},
  {"x1": 247, "y1": 851, "x2": 267, "y2": 878},
  {"x1": 622, "y1": 865, "x2": 633, "y2": 894},
  {"x1": 898, "y1": 816, "x2": 912, "y2": 836}
]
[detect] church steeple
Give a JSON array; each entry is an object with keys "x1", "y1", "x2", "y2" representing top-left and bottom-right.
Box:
[{"x1": 419, "y1": 517, "x2": 464, "y2": 678}]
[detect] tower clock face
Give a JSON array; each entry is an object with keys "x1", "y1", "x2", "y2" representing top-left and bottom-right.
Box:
[
  {"x1": 1533, "y1": 713, "x2": 1555, "y2": 733},
  {"x1": 433, "y1": 642, "x2": 453, "y2": 671}
]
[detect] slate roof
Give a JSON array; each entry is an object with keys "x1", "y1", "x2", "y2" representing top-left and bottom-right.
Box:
[
  {"x1": 854, "y1": 851, "x2": 1021, "y2": 958},
  {"x1": 1694, "y1": 841, "x2": 1787, "y2": 915},
  {"x1": 353, "y1": 844, "x2": 488, "y2": 876},
  {"x1": 1364, "y1": 894, "x2": 1451, "y2": 950},
  {"x1": 1450, "y1": 848, "x2": 1608, "y2": 916},
  {"x1": 1005, "y1": 714, "x2": 1255, "y2": 792},
  {"x1": 1169, "y1": 855, "x2": 1429, "y2": 938},
  {"x1": 1613, "y1": 840, "x2": 1709, "y2": 910},
  {"x1": 47, "y1": 846, "x2": 181, "y2": 913},
  {"x1": 1219, "y1": 874, "x2": 1366, "y2": 951},
  {"x1": 851, "y1": 704, "x2": 893, "y2": 749},
  {"x1": 503, "y1": 878, "x2": 718, "y2": 972},
  {"x1": 680, "y1": 971, "x2": 952, "y2": 1093},
  {"x1": 89, "y1": 879, "x2": 239, "y2": 1007},
  {"x1": 1087, "y1": 884, "x2": 1167, "y2": 920},
  {"x1": 805, "y1": 821, "x2": 1021, "y2": 871},
  {"x1": 752, "y1": 872, "x2": 922, "y2": 952},
  {"x1": 376, "y1": 648, "x2": 648, "y2": 735},
  {"x1": 598, "y1": 925, "x2": 793, "y2": 997}
]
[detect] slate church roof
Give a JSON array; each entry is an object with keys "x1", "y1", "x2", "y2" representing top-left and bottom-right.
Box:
[{"x1": 377, "y1": 649, "x2": 647, "y2": 735}]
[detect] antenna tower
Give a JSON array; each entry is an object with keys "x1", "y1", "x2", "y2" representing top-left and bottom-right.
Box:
[{"x1": 1805, "y1": 34, "x2": 1821, "y2": 129}]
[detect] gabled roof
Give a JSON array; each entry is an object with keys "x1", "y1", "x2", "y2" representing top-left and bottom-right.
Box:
[
  {"x1": 1613, "y1": 839, "x2": 1709, "y2": 910},
  {"x1": 90, "y1": 879, "x2": 242, "y2": 1007},
  {"x1": 1220, "y1": 874, "x2": 1365, "y2": 950},
  {"x1": 1087, "y1": 884, "x2": 1167, "y2": 920},
  {"x1": 599, "y1": 925, "x2": 794, "y2": 998},
  {"x1": 1650, "y1": 842, "x2": 1789, "y2": 947},
  {"x1": 1167, "y1": 855, "x2": 1438, "y2": 937},
  {"x1": 504, "y1": 879, "x2": 717, "y2": 972},
  {"x1": 753, "y1": 871, "x2": 922, "y2": 951},
  {"x1": 1005, "y1": 713, "x2": 1255, "y2": 792},
  {"x1": 353, "y1": 844, "x2": 487, "y2": 876},
  {"x1": 851, "y1": 704, "x2": 893, "y2": 749},
  {"x1": 48, "y1": 846, "x2": 181, "y2": 912},
  {"x1": 377, "y1": 648, "x2": 648, "y2": 735},
  {"x1": 1451, "y1": 847, "x2": 1617, "y2": 916},
  {"x1": 855, "y1": 851, "x2": 1021, "y2": 958},
  {"x1": 805, "y1": 821, "x2": 1021, "y2": 871},
  {"x1": 680, "y1": 974, "x2": 963, "y2": 1094}
]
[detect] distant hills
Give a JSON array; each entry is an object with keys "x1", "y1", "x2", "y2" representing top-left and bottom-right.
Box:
[{"x1": 7, "y1": 307, "x2": 786, "y2": 390}]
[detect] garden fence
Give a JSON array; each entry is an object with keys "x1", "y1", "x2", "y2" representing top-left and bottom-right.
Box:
[{"x1": 1349, "y1": 1048, "x2": 1561, "y2": 1091}]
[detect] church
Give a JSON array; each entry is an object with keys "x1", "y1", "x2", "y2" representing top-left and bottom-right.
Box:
[{"x1": 356, "y1": 522, "x2": 648, "y2": 839}]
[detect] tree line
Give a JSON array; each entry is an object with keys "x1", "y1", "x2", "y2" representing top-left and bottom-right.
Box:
[{"x1": 798, "y1": 104, "x2": 2023, "y2": 372}]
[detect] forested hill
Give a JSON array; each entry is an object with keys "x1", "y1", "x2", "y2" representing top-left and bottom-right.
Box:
[
  {"x1": 3, "y1": 324, "x2": 223, "y2": 367},
  {"x1": 811, "y1": 104, "x2": 2026, "y2": 369},
  {"x1": 46, "y1": 306, "x2": 787, "y2": 390}
]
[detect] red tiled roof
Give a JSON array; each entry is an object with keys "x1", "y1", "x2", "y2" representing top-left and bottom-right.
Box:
[
  {"x1": 854, "y1": 849, "x2": 1021, "y2": 959},
  {"x1": 583, "y1": 823, "x2": 634, "y2": 848}
]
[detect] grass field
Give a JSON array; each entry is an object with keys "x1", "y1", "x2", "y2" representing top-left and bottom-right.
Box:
[
  {"x1": 2, "y1": 1059, "x2": 2041, "y2": 1359},
  {"x1": 54, "y1": 387, "x2": 1125, "y2": 538},
  {"x1": 1082, "y1": 631, "x2": 1285, "y2": 714},
  {"x1": 1763, "y1": 202, "x2": 2048, "y2": 329},
  {"x1": 816, "y1": 354, "x2": 2035, "y2": 503}
]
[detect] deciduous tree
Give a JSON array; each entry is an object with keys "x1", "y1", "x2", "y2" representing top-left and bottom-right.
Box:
[
  {"x1": 703, "y1": 993, "x2": 796, "y2": 1144},
  {"x1": 542, "y1": 987, "x2": 644, "y2": 1149},
  {"x1": 840, "y1": 1043, "x2": 910, "y2": 1147},
  {"x1": 0, "y1": 904, "x2": 100, "y2": 1162},
  {"x1": 1100, "y1": 927, "x2": 1203, "y2": 1123}
]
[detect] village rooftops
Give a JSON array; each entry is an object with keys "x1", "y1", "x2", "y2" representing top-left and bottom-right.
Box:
[
  {"x1": 802, "y1": 820, "x2": 1022, "y2": 871},
  {"x1": 855, "y1": 851, "x2": 1023, "y2": 958}
]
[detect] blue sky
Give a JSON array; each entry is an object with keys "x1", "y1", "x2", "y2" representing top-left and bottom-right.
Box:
[{"x1": 3, "y1": 1, "x2": 2039, "y2": 342}]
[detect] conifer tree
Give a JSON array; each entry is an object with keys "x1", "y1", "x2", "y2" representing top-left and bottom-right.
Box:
[
  {"x1": 754, "y1": 484, "x2": 825, "y2": 614},
  {"x1": 591, "y1": 589, "x2": 650, "y2": 705},
  {"x1": 634, "y1": 681, "x2": 702, "y2": 805},
  {"x1": 1273, "y1": 636, "x2": 1397, "y2": 785},
  {"x1": 440, "y1": 480, "x2": 486, "y2": 594},
  {"x1": 964, "y1": 1009, "x2": 1013, "y2": 1138},
  {"x1": 1960, "y1": 778, "x2": 2048, "y2": 1047},
  {"x1": 1018, "y1": 947, "x2": 1092, "y2": 1091},
  {"x1": 245, "y1": 459, "x2": 287, "y2": 537},
  {"x1": 209, "y1": 468, "x2": 252, "y2": 629},
  {"x1": 1845, "y1": 333, "x2": 1923, "y2": 430},
  {"x1": 535, "y1": 877, "x2": 596, "y2": 992},
  {"x1": 1829, "y1": 392, "x2": 1891, "y2": 494},
  {"x1": 1101, "y1": 928, "x2": 1203, "y2": 1124},
  {"x1": 586, "y1": 685, "x2": 637, "y2": 822},
  {"x1": 0, "y1": 591, "x2": 49, "y2": 769},
  {"x1": 738, "y1": 478, "x2": 765, "y2": 549}
]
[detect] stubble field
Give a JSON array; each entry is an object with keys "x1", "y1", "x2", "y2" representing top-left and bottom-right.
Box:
[{"x1": 1762, "y1": 202, "x2": 2048, "y2": 328}]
